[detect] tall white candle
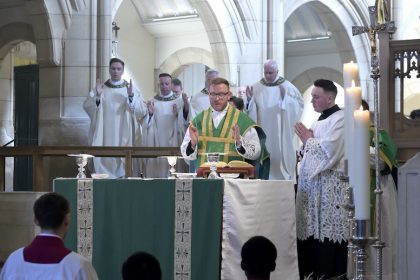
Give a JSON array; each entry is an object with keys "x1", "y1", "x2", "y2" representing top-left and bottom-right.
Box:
[
  {"x1": 353, "y1": 108, "x2": 371, "y2": 220},
  {"x1": 343, "y1": 61, "x2": 359, "y2": 89},
  {"x1": 344, "y1": 81, "x2": 362, "y2": 161}
]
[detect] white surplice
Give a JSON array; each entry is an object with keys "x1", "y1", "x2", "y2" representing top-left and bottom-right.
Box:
[
  {"x1": 246, "y1": 79, "x2": 303, "y2": 180},
  {"x1": 83, "y1": 79, "x2": 147, "y2": 178},
  {"x1": 142, "y1": 92, "x2": 186, "y2": 178},
  {"x1": 295, "y1": 110, "x2": 348, "y2": 243}
]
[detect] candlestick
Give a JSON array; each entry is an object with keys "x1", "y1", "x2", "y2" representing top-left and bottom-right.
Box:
[
  {"x1": 353, "y1": 108, "x2": 370, "y2": 220},
  {"x1": 343, "y1": 61, "x2": 359, "y2": 89}
]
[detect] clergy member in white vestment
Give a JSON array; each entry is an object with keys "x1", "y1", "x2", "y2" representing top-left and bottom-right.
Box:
[
  {"x1": 83, "y1": 58, "x2": 147, "y2": 178},
  {"x1": 0, "y1": 193, "x2": 98, "y2": 280},
  {"x1": 142, "y1": 73, "x2": 185, "y2": 178},
  {"x1": 294, "y1": 79, "x2": 348, "y2": 279},
  {"x1": 245, "y1": 59, "x2": 303, "y2": 180},
  {"x1": 184, "y1": 69, "x2": 219, "y2": 119}
]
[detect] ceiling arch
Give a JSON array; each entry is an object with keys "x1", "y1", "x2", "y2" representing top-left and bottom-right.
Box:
[{"x1": 159, "y1": 47, "x2": 214, "y2": 76}]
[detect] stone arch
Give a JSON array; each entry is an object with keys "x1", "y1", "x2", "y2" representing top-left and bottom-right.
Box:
[
  {"x1": 0, "y1": 23, "x2": 35, "y2": 62},
  {"x1": 285, "y1": 0, "x2": 371, "y2": 94},
  {"x1": 158, "y1": 47, "x2": 214, "y2": 77},
  {"x1": 292, "y1": 66, "x2": 343, "y2": 94},
  {"x1": 293, "y1": 67, "x2": 345, "y2": 126},
  {"x1": 188, "y1": 0, "x2": 256, "y2": 79}
]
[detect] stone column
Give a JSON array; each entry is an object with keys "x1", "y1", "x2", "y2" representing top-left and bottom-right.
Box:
[
  {"x1": 97, "y1": 0, "x2": 112, "y2": 80},
  {"x1": 36, "y1": 0, "x2": 112, "y2": 188},
  {"x1": 0, "y1": 53, "x2": 15, "y2": 191},
  {"x1": 272, "y1": 0, "x2": 285, "y2": 76}
]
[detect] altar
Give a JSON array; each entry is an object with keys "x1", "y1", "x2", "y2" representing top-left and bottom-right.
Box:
[{"x1": 54, "y1": 178, "x2": 298, "y2": 280}]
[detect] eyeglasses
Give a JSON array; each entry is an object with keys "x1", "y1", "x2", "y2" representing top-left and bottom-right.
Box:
[{"x1": 209, "y1": 92, "x2": 229, "y2": 98}]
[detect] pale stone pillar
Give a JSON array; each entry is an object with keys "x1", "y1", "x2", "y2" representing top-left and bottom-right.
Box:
[
  {"x1": 36, "y1": 0, "x2": 112, "y2": 188},
  {"x1": 0, "y1": 53, "x2": 15, "y2": 191},
  {"x1": 271, "y1": 0, "x2": 285, "y2": 76},
  {"x1": 97, "y1": 0, "x2": 112, "y2": 80},
  {"x1": 0, "y1": 53, "x2": 14, "y2": 142}
]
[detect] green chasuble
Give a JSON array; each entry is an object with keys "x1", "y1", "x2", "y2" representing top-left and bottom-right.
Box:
[
  {"x1": 192, "y1": 105, "x2": 270, "y2": 179},
  {"x1": 369, "y1": 128, "x2": 398, "y2": 231}
]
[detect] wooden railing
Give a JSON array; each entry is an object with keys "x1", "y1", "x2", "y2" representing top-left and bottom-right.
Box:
[{"x1": 0, "y1": 146, "x2": 182, "y2": 191}]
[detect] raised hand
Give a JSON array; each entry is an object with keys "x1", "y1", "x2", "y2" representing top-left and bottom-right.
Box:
[
  {"x1": 188, "y1": 123, "x2": 199, "y2": 146},
  {"x1": 96, "y1": 79, "x2": 103, "y2": 97},
  {"x1": 147, "y1": 100, "x2": 154, "y2": 115},
  {"x1": 172, "y1": 103, "x2": 178, "y2": 117},
  {"x1": 182, "y1": 93, "x2": 189, "y2": 104},
  {"x1": 246, "y1": 85, "x2": 253, "y2": 101},
  {"x1": 294, "y1": 122, "x2": 313, "y2": 144},
  {"x1": 182, "y1": 93, "x2": 190, "y2": 113},
  {"x1": 231, "y1": 124, "x2": 241, "y2": 145},
  {"x1": 127, "y1": 79, "x2": 133, "y2": 97},
  {"x1": 279, "y1": 84, "x2": 285, "y2": 99}
]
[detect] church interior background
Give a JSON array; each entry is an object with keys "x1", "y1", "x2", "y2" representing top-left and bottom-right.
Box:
[{"x1": 0, "y1": 0, "x2": 419, "y2": 278}]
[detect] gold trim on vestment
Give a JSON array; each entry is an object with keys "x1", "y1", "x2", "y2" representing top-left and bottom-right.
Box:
[
  {"x1": 220, "y1": 106, "x2": 233, "y2": 138},
  {"x1": 200, "y1": 110, "x2": 209, "y2": 165},
  {"x1": 259, "y1": 76, "x2": 285, "y2": 87},
  {"x1": 153, "y1": 94, "x2": 177, "y2": 101},
  {"x1": 200, "y1": 136, "x2": 235, "y2": 143},
  {"x1": 200, "y1": 88, "x2": 209, "y2": 95},
  {"x1": 104, "y1": 79, "x2": 129, "y2": 88}
]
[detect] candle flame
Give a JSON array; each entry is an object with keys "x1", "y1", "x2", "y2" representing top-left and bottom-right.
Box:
[
  {"x1": 359, "y1": 105, "x2": 364, "y2": 111},
  {"x1": 351, "y1": 80, "x2": 355, "y2": 87}
]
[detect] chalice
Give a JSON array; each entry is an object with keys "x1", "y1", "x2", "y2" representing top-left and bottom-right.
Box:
[
  {"x1": 68, "y1": 154, "x2": 94, "y2": 178},
  {"x1": 167, "y1": 156, "x2": 178, "y2": 178},
  {"x1": 206, "y1": 153, "x2": 220, "y2": 179}
]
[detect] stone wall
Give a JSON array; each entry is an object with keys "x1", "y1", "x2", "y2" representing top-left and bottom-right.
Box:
[{"x1": 0, "y1": 192, "x2": 45, "y2": 264}]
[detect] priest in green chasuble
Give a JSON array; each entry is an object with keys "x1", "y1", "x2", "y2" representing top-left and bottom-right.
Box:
[{"x1": 181, "y1": 77, "x2": 270, "y2": 179}]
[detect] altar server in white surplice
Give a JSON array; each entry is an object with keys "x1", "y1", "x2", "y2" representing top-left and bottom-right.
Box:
[
  {"x1": 83, "y1": 58, "x2": 147, "y2": 178},
  {"x1": 245, "y1": 59, "x2": 303, "y2": 180},
  {"x1": 142, "y1": 73, "x2": 185, "y2": 178},
  {"x1": 294, "y1": 79, "x2": 348, "y2": 280}
]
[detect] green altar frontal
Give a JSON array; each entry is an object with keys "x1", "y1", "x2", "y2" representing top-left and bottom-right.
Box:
[{"x1": 54, "y1": 179, "x2": 223, "y2": 280}]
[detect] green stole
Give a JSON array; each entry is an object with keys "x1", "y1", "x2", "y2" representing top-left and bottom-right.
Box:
[
  {"x1": 369, "y1": 127, "x2": 398, "y2": 233},
  {"x1": 192, "y1": 106, "x2": 255, "y2": 166}
]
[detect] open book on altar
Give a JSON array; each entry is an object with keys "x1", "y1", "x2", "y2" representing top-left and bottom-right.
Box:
[{"x1": 197, "y1": 160, "x2": 255, "y2": 178}]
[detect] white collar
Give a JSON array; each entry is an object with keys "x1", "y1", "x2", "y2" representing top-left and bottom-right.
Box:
[{"x1": 212, "y1": 104, "x2": 229, "y2": 115}]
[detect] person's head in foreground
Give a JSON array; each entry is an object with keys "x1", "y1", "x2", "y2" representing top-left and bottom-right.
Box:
[
  {"x1": 34, "y1": 192, "x2": 70, "y2": 237},
  {"x1": 122, "y1": 251, "x2": 162, "y2": 280},
  {"x1": 241, "y1": 236, "x2": 277, "y2": 280}
]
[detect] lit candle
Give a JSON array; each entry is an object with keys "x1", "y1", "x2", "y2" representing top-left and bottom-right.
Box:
[
  {"x1": 344, "y1": 81, "x2": 362, "y2": 161},
  {"x1": 353, "y1": 107, "x2": 370, "y2": 220},
  {"x1": 343, "y1": 61, "x2": 359, "y2": 89}
]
